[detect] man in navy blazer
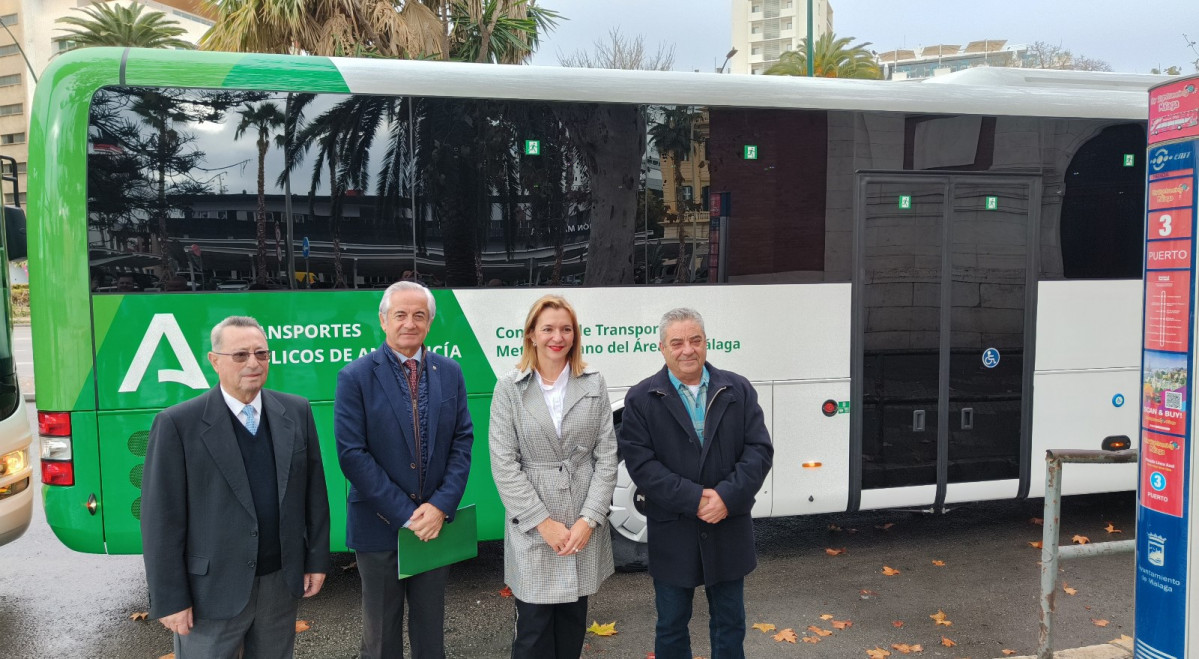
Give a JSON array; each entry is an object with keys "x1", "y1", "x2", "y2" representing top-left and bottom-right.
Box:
[
  {"x1": 619, "y1": 308, "x2": 773, "y2": 659},
  {"x1": 335, "y1": 280, "x2": 474, "y2": 659}
]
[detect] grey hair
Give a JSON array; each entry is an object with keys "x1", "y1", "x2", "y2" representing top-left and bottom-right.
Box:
[
  {"x1": 659, "y1": 307, "x2": 705, "y2": 343},
  {"x1": 379, "y1": 280, "x2": 436, "y2": 318},
  {"x1": 211, "y1": 316, "x2": 267, "y2": 351}
]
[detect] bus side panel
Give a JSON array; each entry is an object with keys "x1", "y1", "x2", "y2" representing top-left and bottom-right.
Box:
[
  {"x1": 97, "y1": 410, "x2": 158, "y2": 553},
  {"x1": 462, "y1": 394, "x2": 504, "y2": 543},
  {"x1": 1030, "y1": 280, "x2": 1140, "y2": 497},
  {"x1": 42, "y1": 411, "x2": 105, "y2": 552},
  {"x1": 769, "y1": 379, "x2": 850, "y2": 516},
  {"x1": 310, "y1": 402, "x2": 348, "y2": 553},
  {"x1": 1029, "y1": 370, "x2": 1138, "y2": 497}
]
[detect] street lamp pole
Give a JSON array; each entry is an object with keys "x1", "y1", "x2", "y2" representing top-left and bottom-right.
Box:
[
  {"x1": 806, "y1": 0, "x2": 814, "y2": 77},
  {"x1": 717, "y1": 47, "x2": 738, "y2": 74},
  {"x1": 0, "y1": 22, "x2": 37, "y2": 84}
]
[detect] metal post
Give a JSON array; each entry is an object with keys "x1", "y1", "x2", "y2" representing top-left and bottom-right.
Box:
[
  {"x1": 806, "y1": 0, "x2": 814, "y2": 77},
  {"x1": 1038, "y1": 453, "x2": 1062, "y2": 659}
]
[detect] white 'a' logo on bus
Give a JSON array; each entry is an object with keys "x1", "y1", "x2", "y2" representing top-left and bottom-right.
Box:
[{"x1": 118, "y1": 314, "x2": 209, "y2": 392}]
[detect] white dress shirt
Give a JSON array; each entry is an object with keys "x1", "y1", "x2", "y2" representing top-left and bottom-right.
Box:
[
  {"x1": 536, "y1": 365, "x2": 569, "y2": 438},
  {"x1": 220, "y1": 386, "x2": 263, "y2": 432}
]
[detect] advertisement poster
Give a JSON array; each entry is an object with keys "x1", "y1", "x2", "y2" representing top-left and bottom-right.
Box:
[
  {"x1": 1149, "y1": 79, "x2": 1199, "y2": 145},
  {"x1": 1137, "y1": 83, "x2": 1197, "y2": 659}
]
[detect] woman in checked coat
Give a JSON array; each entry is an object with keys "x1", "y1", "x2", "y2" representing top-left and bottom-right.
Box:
[{"x1": 489, "y1": 294, "x2": 618, "y2": 659}]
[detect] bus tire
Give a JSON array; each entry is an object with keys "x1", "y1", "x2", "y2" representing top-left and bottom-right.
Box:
[{"x1": 609, "y1": 459, "x2": 649, "y2": 572}]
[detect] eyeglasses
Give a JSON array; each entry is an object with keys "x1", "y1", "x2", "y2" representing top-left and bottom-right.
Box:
[{"x1": 212, "y1": 349, "x2": 270, "y2": 363}]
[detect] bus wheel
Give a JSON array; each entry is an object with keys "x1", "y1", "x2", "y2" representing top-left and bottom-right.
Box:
[{"x1": 609, "y1": 459, "x2": 649, "y2": 572}]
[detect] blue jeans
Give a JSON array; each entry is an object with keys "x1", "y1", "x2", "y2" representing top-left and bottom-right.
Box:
[{"x1": 653, "y1": 578, "x2": 745, "y2": 659}]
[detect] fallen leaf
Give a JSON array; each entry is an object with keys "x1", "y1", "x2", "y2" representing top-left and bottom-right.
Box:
[
  {"x1": 773, "y1": 628, "x2": 798, "y2": 643},
  {"x1": 832, "y1": 620, "x2": 853, "y2": 630},
  {"x1": 1073, "y1": 535, "x2": 1090, "y2": 545},
  {"x1": 860, "y1": 589, "x2": 879, "y2": 596},
  {"x1": 751, "y1": 622, "x2": 776, "y2": 633},
  {"x1": 1092, "y1": 619, "x2": 1109, "y2": 627},
  {"x1": 295, "y1": 620, "x2": 311, "y2": 633},
  {"x1": 929, "y1": 609, "x2": 953, "y2": 627},
  {"x1": 1030, "y1": 517, "x2": 1043, "y2": 525},
  {"x1": 129, "y1": 611, "x2": 149, "y2": 621},
  {"x1": 826, "y1": 547, "x2": 848, "y2": 556},
  {"x1": 499, "y1": 586, "x2": 513, "y2": 598},
  {"x1": 1029, "y1": 541, "x2": 1043, "y2": 549},
  {"x1": 876, "y1": 522, "x2": 895, "y2": 531},
  {"x1": 341, "y1": 561, "x2": 357, "y2": 572},
  {"x1": 159, "y1": 654, "x2": 175, "y2": 659},
  {"x1": 820, "y1": 614, "x2": 834, "y2": 620},
  {"x1": 910, "y1": 645, "x2": 923, "y2": 652},
  {"x1": 1085, "y1": 605, "x2": 1092, "y2": 610},
  {"x1": 846, "y1": 527, "x2": 859, "y2": 534},
  {"x1": 892, "y1": 620, "x2": 905, "y2": 628},
  {"x1": 891, "y1": 643, "x2": 919, "y2": 654},
  {"x1": 941, "y1": 636, "x2": 956, "y2": 647},
  {"x1": 1003, "y1": 651, "x2": 1017, "y2": 656},
  {"x1": 866, "y1": 647, "x2": 892, "y2": 658},
  {"x1": 587, "y1": 621, "x2": 618, "y2": 636},
  {"x1": 807, "y1": 626, "x2": 833, "y2": 637},
  {"x1": 802, "y1": 635, "x2": 821, "y2": 644},
  {"x1": 882, "y1": 565, "x2": 901, "y2": 576},
  {"x1": 829, "y1": 523, "x2": 842, "y2": 531},
  {"x1": 1115, "y1": 634, "x2": 1132, "y2": 643},
  {"x1": 1105, "y1": 522, "x2": 1123, "y2": 534},
  {"x1": 1063, "y1": 582, "x2": 1078, "y2": 596},
  {"x1": 931, "y1": 560, "x2": 945, "y2": 567}
]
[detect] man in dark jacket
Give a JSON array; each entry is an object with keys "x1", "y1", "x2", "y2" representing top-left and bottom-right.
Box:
[{"x1": 618, "y1": 307, "x2": 773, "y2": 659}]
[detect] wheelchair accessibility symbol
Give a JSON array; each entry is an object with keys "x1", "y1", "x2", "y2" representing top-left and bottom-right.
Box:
[
  {"x1": 1150, "y1": 471, "x2": 1167, "y2": 492},
  {"x1": 982, "y1": 348, "x2": 1000, "y2": 369},
  {"x1": 1112, "y1": 394, "x2": 1125, "y2": 408}
]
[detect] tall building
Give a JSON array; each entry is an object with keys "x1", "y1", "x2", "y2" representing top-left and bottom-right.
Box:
[
  {"x1": 0, "y1": 0, "x2": 212, "y2": 207},
  {"x1": 730, "y1": 0, "x2": 833, "y2": 75},
  {"x1": 878, "y1": 40, "x2": 1032, "y2": 80}
]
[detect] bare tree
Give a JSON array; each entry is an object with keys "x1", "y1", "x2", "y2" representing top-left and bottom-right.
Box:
[
  {"x1": 1186, "y1": 33, "x2": 1199, "y2": 72},
  {"x1": 558, "y1": 28, "x2": 675, "y2": 71},
  {"x1": 1022, "y1": 41, "x2": 1112, "y2": 72}
]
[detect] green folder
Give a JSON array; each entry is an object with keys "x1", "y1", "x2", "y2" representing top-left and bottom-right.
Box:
[{"x1": 396, "y1": 505, "x2": 478, "y2": 579}]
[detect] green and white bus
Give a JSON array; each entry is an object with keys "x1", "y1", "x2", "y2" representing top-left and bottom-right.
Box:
[{"x1": 32, "y1": 48, "x2": 1157, "y2": 565}]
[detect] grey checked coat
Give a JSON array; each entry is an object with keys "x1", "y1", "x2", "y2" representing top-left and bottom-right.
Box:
[{"x1": 489, "y1": 367, "x2": 618, "y2": 604}]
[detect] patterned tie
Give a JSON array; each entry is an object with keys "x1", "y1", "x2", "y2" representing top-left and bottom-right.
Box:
[
  {"x1": 242, "y1": 405, "x2": 258, "y2": 435},
  {"x1": 403, "y1": 359, "x2": 420, "y2": 396}
]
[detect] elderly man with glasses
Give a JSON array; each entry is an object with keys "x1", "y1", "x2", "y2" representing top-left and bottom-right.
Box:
[{"x1": 141, "y1": 315, "x2": 331, "y2": 658}]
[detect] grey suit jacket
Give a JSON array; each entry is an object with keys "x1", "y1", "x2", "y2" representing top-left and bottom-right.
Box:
[
  {"x1": 489, "y1": 367, "x2": 617, "y2": 604},
  {"x1": 141, "y1": 386, "x2": 331, "y2": 620}
]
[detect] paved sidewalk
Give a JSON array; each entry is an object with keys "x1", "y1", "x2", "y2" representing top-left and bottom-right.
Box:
[{"x1": 1007, "y1": 635, "x2": 1133, "y2": 658}]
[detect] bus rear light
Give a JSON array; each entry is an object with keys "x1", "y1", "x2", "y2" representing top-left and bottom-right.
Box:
[
  {"x1": 38, "y1": 411, "x2": 72, "y2": 437},
  {"x1": 40, "y1": 436, "x2": 72, "y2": 461},
  {"x1": 802, "y1": 461, "x2": 823, "y2": 469},
  {"x1": 41, "y1": 460, "x2": 74, "y2": 486}
]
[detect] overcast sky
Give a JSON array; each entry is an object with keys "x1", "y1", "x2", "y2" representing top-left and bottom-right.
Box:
[{"x1": 531, "y1": 0, "x2": 1199, "y2": 74}]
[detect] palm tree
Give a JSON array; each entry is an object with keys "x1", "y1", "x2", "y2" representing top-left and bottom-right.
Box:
[
  {"x1": 234, "y1": 101, "x2": 286, "y2": 284},
  {"x1": 55, "y1": 3, "x2": 194, "y2": 50},
  {"x1": 648, "y1": 106, "x2": 700, "y2": 282},
  {"x1": 765, "y1": 32, "x2": 880, "y2": 79}
]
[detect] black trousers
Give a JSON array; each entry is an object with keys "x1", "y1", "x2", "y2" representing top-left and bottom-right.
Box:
[
  {"x1": 356, "y1": 550, "x2": 449, "y2": 659},
  {"x1": 512, "y1": 596, "x2": 588, "y2": 659}
]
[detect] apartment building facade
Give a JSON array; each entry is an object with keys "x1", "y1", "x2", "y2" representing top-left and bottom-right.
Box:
[
  {"x1": 0, "y1": 0, "x2": 211, "y2": 206},
  {"x1": 730, "y1": 0, "x2": 833, "y2": 75}
]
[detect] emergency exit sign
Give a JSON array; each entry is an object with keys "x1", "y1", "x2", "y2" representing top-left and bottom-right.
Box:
[
  {"x1": 898, "y1": 195, "x2": 912, "y2": 209},
  {"x1": 524, "y1": 140, "x2": 540, "y2": 155}
]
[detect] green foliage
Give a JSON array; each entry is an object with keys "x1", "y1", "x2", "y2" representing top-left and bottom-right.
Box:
[
  {"x1": 765, "y1": 32, "x2": 880, "y2": 79},
  {"x1": 55, "y1": 3, "x2": 194, "y2": 50},
  {"x1": 10, "y1": 283, "x2": 28, "y2": 321}
]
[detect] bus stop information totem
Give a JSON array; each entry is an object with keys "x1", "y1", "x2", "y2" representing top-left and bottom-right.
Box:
[{"x1": 1138, "y1": 74, "x2": 1199, "y2": 659}]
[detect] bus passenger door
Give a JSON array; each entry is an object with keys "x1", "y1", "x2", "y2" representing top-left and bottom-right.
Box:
[{"x1": 853, "y1": 175, "x2": 1037, "y2": 513}]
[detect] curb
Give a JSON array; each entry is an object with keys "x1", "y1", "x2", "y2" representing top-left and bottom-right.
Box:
[{"x1": 1005, "y1": 637, "x2": 1133, "y2": 659}]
